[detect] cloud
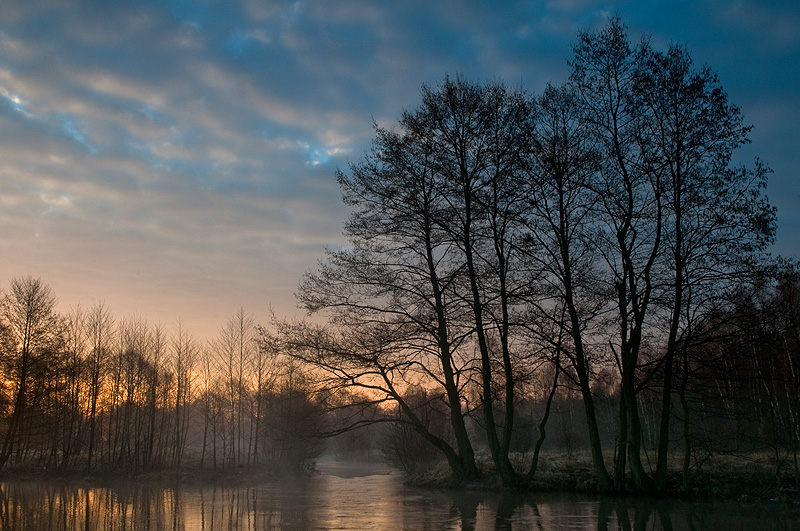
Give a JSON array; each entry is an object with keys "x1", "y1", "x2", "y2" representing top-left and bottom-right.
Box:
[{"x1": 0, "y1": 0, "x2": 796, "y2": 338}]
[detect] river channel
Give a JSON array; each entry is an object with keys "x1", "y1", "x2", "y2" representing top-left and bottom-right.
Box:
[{"x1": 0, "y1": 459, "x2": 798, "y2": 530}]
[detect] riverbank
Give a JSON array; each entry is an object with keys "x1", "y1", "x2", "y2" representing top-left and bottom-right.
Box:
[{"x1": 408, "y1": 452, "x2": 800, "y2": 504}]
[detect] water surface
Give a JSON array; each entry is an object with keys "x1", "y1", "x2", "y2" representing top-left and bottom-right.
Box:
[{"x1": 0, "y1": 460, "x2": 798, "y2": 530}]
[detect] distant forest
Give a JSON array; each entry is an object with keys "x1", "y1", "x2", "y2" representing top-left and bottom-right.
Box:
[
  {"x1": 0, "y1": 18, "x2": 797, "y2": 495},
  {"x1": 0, "y1": 277, "x2": 323, "y2": 476}
]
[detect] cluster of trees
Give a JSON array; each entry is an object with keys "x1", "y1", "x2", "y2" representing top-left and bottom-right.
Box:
[
  {"x1": 267, "y1": 18, "x2": 787, "y2": 492},
  {"x1": 0, "y1": 277, "x2": 322, "y2": 475},
  {"x1": 689, "y1": 278, "x2": 800, "y2": 483}
]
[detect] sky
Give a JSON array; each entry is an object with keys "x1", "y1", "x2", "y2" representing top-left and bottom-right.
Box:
[{"x1": 0, "y1": 0, "x2": 797, "y2": 341}]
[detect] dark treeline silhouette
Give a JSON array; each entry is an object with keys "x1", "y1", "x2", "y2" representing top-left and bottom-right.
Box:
[
  {"x1": 265, "y1": 18, "x2": 794, "y2": 494},
  {"x1": 0, "y1": 277, "x2": 323, "y2": 476}
]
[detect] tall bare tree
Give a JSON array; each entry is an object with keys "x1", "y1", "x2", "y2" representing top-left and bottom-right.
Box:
[
  {"x1": 568, "y1": 17, "x2": 775, "y2": 490},
  {"x1": 294, "y1": 79, "x2": 486, "y2": 480},
  {"x1": 294, "y1": 77, "x2": 543, "y2": 485},
  {"x1": 570, "y1": 18, "x2": 662, "y2": 489},
  {"x1": 630, "y1": 41, "x2": 776, "y2": 488},
  {"x1": 211, "y1": 309, "x2": 255, "y2": 467},
  {"x1": 171, "y1": 320, "x2": 195, "y2": 469},
  {"x1": 521, "y1": 83, "x2": 613, "y2": 488},
  {"x1": 85, "y1": 302, "x2": 114, "y2": 473},
  {"x1": 0, "y1": 276, "x2": 63, "y2": 471},
  {"x1": 411, "y1": 77, "x2": 536, "y2": 486},
  {"x1": 59, "y1": 305, "x2": 89, "y2": 469}
]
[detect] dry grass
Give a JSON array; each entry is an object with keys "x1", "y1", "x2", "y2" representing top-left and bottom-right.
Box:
[{"x1": 406, "y1": 450, "x2": 800, "y2": 502}]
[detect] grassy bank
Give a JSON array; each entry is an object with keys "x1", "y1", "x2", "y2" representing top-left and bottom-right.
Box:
[{"x1": 407, "y1": 451, "x2": 800, "y2": 503}]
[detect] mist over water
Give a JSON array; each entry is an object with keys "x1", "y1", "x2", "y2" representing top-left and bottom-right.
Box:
[{"x1": 0, "y1": 459, "x2": 798, "y2": 530}]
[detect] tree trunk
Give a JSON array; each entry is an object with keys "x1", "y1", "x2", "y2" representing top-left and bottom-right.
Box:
[{"x1": 526, "y1": 355, "x2": 560, "y2": 482}]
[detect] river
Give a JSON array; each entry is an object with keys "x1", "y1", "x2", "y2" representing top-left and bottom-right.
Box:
[{"x1": 0, "y1": 459, "x2": 798, "y2": 530}]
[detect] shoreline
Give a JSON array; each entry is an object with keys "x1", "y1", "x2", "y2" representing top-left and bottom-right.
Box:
[
  {"x1": 0, "y1": 455, "x2": 798, "y2": 506},
  {"x1": 406, "y1": 455, "x2": 800, "y2": 504}
]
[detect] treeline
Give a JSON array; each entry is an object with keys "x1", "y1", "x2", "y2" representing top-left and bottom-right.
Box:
[
  {"x1": 265, "y1": 17, "x2": 795, "y2": 493},
  {"x1": 0, "y1": 276, "x2": 323, "y2": 476}
]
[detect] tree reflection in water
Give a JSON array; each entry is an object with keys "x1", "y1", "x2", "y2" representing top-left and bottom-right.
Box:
[{"x1": 0, "y1": 473, "x2": 798, "y2": 530}]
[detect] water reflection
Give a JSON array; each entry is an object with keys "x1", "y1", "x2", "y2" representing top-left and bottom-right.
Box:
[{"x1": 0, "y1": 466, "x2": 798, "y2": 530}]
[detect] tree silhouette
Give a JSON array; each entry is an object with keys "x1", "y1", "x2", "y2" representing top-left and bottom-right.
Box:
[{"x1": 0, "y1": 277, "x2": 62, "y2": 471}]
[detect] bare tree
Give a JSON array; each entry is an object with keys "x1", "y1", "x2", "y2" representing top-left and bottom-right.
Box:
[
  {"x1": 295, "y1": 88, "x2": 481, "y2": 480},
  {"x1": 294, "y1": 77, "x2": 547, "y2": 485},
  {"x1": 410, "y1": 77, "x2": 536, "y2": 486},
  {"x1": 211, "y1": 309, "x2": 255, "y2": 467},
  {"x1": 570, "y1": 18, "x2": 663, "y2": 489},
  {"x1": 630, "y1": 41, "x2": 776, "y2": 489},
  {"x1": 521, "y1": 82, "x2": 613, "y2": 488},
  {"x1": 0, "y1": 276, "x2": 63, "y2": 471},
  {"x1": 85, "y1": 302, "x2": 114, "y2": 473},
  {"x1": 59, "y1": 305, "x2": 89, "y2": 469},
  {"x1": 568, "y1": 17, "x2": 775, "y2": 491},
  {"x1": 268, "y1": 317, "x2": 471, "y2": 475},
  {"x1": 197, "y1": 343, "x2": 216, "y2": 469},
  {"x1": 108, "y1": 316, "x2": 151, "y2": 469},
  {"x1": 251, "y1": 318, "x2": 279, "y2": 466},
  {"x1": 145, "y1": 323, "x2": 167, "y2": 467},
  {"x1": 171, "y1": 320, "x2": 195, "y2": 469}
]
